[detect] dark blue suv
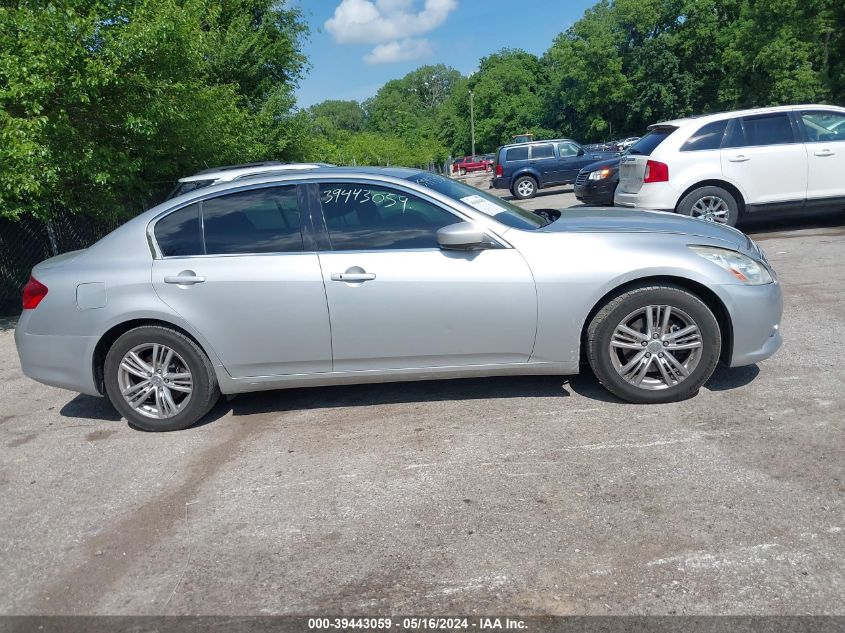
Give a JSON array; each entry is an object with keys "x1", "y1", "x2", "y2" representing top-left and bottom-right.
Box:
[{"x1": 491, "y1": 139, "x2": 618, "y2": 199}]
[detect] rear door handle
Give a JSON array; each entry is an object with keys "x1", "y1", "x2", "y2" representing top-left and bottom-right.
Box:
[
  {"x1": 330, "y1": 273, "x2": 376, "y2": 282},
  {"x1": 728, "y1": 155, "x2": 750, "y2": 162},
  {"x1": 164, "y1": 275, "x2": 205, "y2": 285},
  {"x1": 814, "y1": 149, "x2": 835, "y2": 157}
]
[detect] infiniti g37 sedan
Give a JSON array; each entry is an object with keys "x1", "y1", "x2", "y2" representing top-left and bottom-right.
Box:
[{"x1": 16, "y1": 168, "x2": 783, "y2": 431}]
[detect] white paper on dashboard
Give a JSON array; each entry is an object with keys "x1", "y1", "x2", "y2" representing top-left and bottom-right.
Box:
[{"x1": 459, "y1": 195, "x2": 505, "y2": 216}]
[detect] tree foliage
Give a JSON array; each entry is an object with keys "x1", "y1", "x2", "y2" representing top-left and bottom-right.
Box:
[
  {"x1": 3, "y1": 0, "x2": 843, "y2": 221},
  {"x1": 0, "y1": 0, "x2": 308, "y2": 220}
]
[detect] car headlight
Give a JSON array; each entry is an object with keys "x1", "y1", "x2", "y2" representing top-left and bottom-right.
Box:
[
  {"x1": 688, "y1": 246, "x2": 773, "y2": 285},
  {"x1": 588, "y1": 168, "x2": 612, "y2": 181}
]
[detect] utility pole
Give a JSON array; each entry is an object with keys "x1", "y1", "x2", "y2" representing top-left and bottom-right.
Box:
[{"x1": 469, "y1": 90, "x2": 475, "y2": 157}]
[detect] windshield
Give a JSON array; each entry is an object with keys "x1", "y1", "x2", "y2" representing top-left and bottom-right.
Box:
[
  {"x1": 627, "y1": 127, "x2": 677, "y2": 156},
  {"x1": 403, "y1": 171, "x2": 547, "y2": 230}
]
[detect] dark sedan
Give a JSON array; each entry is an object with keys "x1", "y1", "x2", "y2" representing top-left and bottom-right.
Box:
[{"x1": 574, "y1": 156, "x2": 620, "y2": 206}]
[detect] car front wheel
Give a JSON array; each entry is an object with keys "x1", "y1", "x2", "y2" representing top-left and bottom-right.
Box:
[
  {"x1": 677, "y1": 186, "x2": 739, "y2": 227},
  {"x1": 104, "y1": 325, "x2": 220, "y2": 431},
  {"x1": 586, "y1": 284, "x2": 721, "y2": 403},
  {"x1": 512, "y1": 175, "x2": 538, "y2": 199}
]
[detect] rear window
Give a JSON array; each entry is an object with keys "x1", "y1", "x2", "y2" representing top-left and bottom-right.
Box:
[
  {"x1": 167, "y1": 179, "x2": 215, "y2": 200},
  {"x1": 530, "y1": 144, "x2": 555, "y2": 159},
  {"x1": 627, "y1": 127, "x2": 676, "y2": 156},
  {"x1": 681, "y1": 120, "x2": 728, "y2": 151},
  {"x1": 505, "y1": 146, "x2": 529, "y2": 161}
]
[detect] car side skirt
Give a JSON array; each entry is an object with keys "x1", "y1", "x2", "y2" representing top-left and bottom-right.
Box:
[{"x1": 215, "y1": 361, "x2": 577, "y2": 394}]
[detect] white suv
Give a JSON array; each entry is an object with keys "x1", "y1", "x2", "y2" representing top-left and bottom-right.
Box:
[{"x1": 614, "y1": 104, "x2": 845, "y2": 226}]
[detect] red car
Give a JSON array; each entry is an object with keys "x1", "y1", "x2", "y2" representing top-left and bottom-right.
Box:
[{"x1": 452, "y1": 155, "x2": 494, "y2": 175}]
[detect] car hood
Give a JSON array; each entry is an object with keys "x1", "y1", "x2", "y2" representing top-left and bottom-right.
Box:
[
  {"x1": 579, "y1": 156, "x2": 621, "y2": 173},
  {"x1": 539, "y1": 208, "x2": 748, "y2": 249}
]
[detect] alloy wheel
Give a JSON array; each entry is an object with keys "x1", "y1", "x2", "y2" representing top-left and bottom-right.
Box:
[
  {"x1": 517, "y1": 180, "x2": 535, "y2": 197},
  {"x1": 690, "y1": 196, "x2": 729, "y2": 224},
  {"x1": 117, "y1": 343, "x2": 193, "y2": 419},
  {"x1": 609, "y1": 305, "x2": 703, "y2": 390}
]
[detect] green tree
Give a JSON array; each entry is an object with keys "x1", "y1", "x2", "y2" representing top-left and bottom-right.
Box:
[
  {"x1": 0, "y1": 0, "x2": 309, "y2": 221},
  {"x1": 468, "y1": 49, "x2": 552, "y2": 150},
  {"x1": 307, "y1": 100, "x2": 366, "y2": 136}
]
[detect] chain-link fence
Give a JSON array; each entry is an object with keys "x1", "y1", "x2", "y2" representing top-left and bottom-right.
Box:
[{"x1": 0, "y1": 213, "x2": 128, "y2": 317}]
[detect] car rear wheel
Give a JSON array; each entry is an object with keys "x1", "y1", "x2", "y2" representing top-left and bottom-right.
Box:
[
  {"x1": 586, "y1": 284, "x2": 721, "y2": 403},
  {"x1": 104, "y1": 325, "x2": 220, "y2": 431},
  {"x1": 677, "y1": 186, "x2": 739, "y2": 227},
  {"x1": 512, "y1": 175, "x2": 538, "y2": 200}
]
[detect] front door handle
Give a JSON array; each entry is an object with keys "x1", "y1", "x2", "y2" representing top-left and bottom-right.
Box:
[
  {"x1": 814, "y1": 149, "x2": 835, "y2": 157},
  {"x1": 728, "y1": 155, "x2": 750, "y2": 162},
  {"x1": 331, "y1": 272, "x2": 376, "y2": 282},
  {"x1": 164, "y1": 273, "x2": 205, "y2": 285}
]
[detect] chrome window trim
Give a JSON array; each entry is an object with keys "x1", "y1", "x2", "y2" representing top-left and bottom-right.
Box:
[{"x1": 147, "y1": 172, "x2": 517, "y2": 259}]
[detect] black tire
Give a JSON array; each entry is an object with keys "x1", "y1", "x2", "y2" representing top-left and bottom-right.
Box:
[
  {"x1": 586, "y1": 284, "x2": 721, "y2": 404},
  {"x1": 677, "y1": 185, "x2": 740, "y2": 227},
  {"x1": 512, "y1": 175, "x2": 538, "y2": 200},
  {"x1": 104, "y1": 325, "x2": 220, "y2": 431}
]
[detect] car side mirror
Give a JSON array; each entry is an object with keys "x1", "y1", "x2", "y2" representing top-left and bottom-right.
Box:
[{"x1": 437, "y1": 222, "x2": 498, "y2": 251}]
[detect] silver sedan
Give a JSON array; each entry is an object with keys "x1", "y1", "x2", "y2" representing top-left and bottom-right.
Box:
[{"x1": 16, "y1": 168, "x2": 782, "y2": 431}]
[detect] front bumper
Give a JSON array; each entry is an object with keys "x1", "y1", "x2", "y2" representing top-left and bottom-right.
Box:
[
  {"x1": 719, "y1": 281, "x2": 784, "y2": 367},
  {"x1": 15, "y1": 312, "x2": 100, "y2": 396},
  {"x1": 574, "y1": 178, "x2": 617, "y2": 205}
]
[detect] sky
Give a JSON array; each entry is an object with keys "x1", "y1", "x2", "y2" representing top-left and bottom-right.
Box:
[{"x1": 293, "y1": 0, "x2": 597, "y2": 109}]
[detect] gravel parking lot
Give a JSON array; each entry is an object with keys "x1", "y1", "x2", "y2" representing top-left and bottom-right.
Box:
[{"x1": 1, "y1": 180, "x2": 843, "y2": 615}]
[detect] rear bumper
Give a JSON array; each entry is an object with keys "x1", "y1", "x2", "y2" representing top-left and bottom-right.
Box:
[
  {"x1": 720, "y1": 281, "x2": 784, "y2": 367},
  {"x1": 491, "y1": 177, "x2": 511, "y2": 190},
  {"x1": 15, "y1": 313, "x2": 100, "y2": 396},
  {"x1": 614, "y1": 184, "x2": 678, "y2": 211}
]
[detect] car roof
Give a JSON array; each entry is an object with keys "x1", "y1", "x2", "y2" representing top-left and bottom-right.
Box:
[
  {"x1": 649, "y1": 104, "x2": 845, "y2": 129},
  {"x1": 179, "y1": 162, "x2": 330, "y2": 183},
  {"x1": 500, "y1": 138, "x2": 577, "y2": 149}
]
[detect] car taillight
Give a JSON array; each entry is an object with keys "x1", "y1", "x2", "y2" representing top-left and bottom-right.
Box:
[
  {"x1": 643, "y1": 160, "x2": 669, "y2": 183},
  {"x1": 495, "y1": 163, "x2": 503, "y2": 177},
  {"x1": 22, "y1": 275, "x2": 48, "y2": 310}
]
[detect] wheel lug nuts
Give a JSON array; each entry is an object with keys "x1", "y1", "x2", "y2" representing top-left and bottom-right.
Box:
[
  {"x1": 658, "y1": 352, "x2": 664, "y2": 358},
  {"x1": 641, "y1": 341, "x2": 647, "y2": 346},
  {"x1": 653, "y1": 334, "x2": 659, "y2": 339},
  {"x1": 645, "y1": 352, "x2": 651, "y2": 358},
  {"x1": 662, "y1": 341, "x2": 668, "y2": 346}
]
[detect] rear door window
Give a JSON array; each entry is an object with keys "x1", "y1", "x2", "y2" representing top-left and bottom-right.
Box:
[
  {"x1": 680, "y1": 120, "x2": 728, "y2": 151},
  {"x1": 739, "y1": 113, "x2": 795, "y2": 147},
  {"x1": 530, "y1": 144, "x2": 555, "y2": 159},
  {"x1": 505, "y1": 146, "x2": 529, "y2": 161},
  {"x1": 202, "y1": 186, "x2": 303, "y2": 255},
  {"x1": 627, "y1": 127, "x2": 676, "y2": 156}
]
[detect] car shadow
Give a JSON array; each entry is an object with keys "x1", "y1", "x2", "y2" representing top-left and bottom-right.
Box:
[
  {"x1": 502, "y1": 187, "x2": 574, "y2": 202},
  {"x1": 60, "y1": 364, "x2": 764, "y2": 428},
  {"x1": 741, "y1": 209, "x2": 845, "y2": 236},
  {"x1": 60, "y1": 375, "x2": 573, "y2": 428},
  {"x1": 564, "y1": 363, "x2": 761, "y2": 402}
]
